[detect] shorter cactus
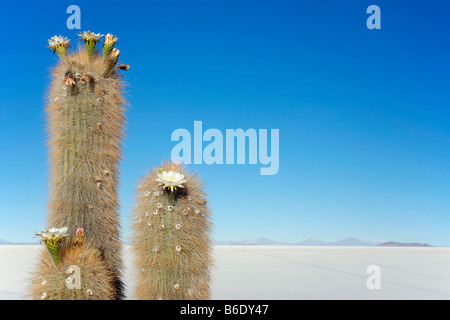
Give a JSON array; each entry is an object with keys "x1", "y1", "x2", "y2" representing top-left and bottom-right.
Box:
[
  {"x1": 132, "y1": 162, "x2": 213, "y2": 300},
  {"x1": 28, "y1": 228, "x2": 116, "y2": 300}
]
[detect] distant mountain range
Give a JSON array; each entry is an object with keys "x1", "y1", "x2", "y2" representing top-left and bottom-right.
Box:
[
  {"x1": 0, "y1": 238, "x2": 35, "y2": 245},
  {"x1": 378, "y1": 241, "x2": 431, "y2": 247},
  {"x1": 214, "y1": 237, "x2": 434, "y2": 247}
]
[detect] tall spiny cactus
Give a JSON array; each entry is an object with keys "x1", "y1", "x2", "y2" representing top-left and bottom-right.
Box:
[
  {"x1": 29, "y1": 32, "x2": 129, "y2": 300},
  {"x1": 132, "y1": 162, "x2": 213, "y2": 300}
]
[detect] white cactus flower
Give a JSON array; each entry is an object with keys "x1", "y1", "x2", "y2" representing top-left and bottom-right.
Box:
[
  {"x1": 78, "y1": 30, "x2": 103, "y2": 41},
  {"x1": 104, "y1": 33, "x2": 119, "y2": 45},
  {"x1": 36, "y1": 227, "x2": 69, "y2": 242},
  {"x1": 47, "y1": 35, "x2": 70, "y2": 55},
  {"x1": 110, "y1": 48, "x2": 120, "y2": 58},
  {"x1": 103, "y1": 34, "x2": 119, "y2": 56},
  {"x1": 48, "y1": 35, "x2": 70, "y2": 47},
  {"x1": 79, "y1": 31, "x2": 103, "y2": 58},
  {"x1": 155, "y1": 170, "x2": 187, "y2": 192}
]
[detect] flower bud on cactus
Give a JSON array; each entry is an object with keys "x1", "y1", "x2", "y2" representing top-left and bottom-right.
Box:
[
  {"x1": 74, "y1": 227, "x2": 85, "y2": 246},
  {"x1": 132, "y1": 162, "x2": 213, "y2": 300},
  {"x1": 104, "y1": 48, "x2": 120, "y2": 77},
  {"x1": 103, "y1": 33, "x2": 119, "y2": 57}
]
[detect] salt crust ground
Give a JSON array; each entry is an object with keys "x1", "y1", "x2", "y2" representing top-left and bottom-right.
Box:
[{"x1": 1, "y1": 245, "x2": 449, "y2": 300}]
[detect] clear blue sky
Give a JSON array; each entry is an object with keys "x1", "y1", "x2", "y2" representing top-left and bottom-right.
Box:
[{"x1": 0, "y1": 0, "x2": 449, "y2": 245}]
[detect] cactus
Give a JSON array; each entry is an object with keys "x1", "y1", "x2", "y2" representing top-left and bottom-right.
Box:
[
  {"x1": 132, "y1": 162, "x2": 213, "y2": 300},
  {"x1": 29, "y1": 31, "x2": 129, "y2": 299}
]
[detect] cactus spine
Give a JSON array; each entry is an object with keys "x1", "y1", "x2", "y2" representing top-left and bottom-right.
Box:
[
  {"x1": 29, "y1": 32, "x2": 129, "y2": 299},
  {"x1": 132, "y1": 162, "x2": 213, "y2": 300}
]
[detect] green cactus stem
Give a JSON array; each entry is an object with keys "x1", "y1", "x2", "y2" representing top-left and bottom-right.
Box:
[{"x1": 45, "y1": 240, "x2": 62, "y2": 267}]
